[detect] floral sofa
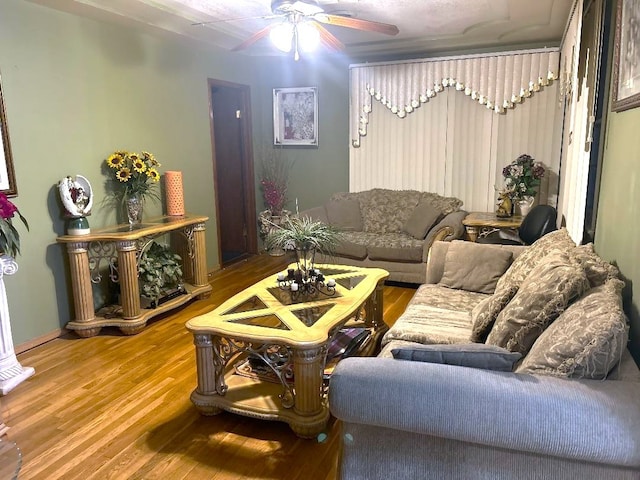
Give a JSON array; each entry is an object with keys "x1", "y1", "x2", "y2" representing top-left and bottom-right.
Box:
[
  {"x1": 330, "y1": 231, "x2": 640, "y2": 479},
  {"x1": 301, "y1": 188, "x2": 467, "y2": 283}
]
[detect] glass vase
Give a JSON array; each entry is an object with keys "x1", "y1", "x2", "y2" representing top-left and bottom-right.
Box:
[{"x1": 125, "y1": 194, "x2": 144, "y2": 228}]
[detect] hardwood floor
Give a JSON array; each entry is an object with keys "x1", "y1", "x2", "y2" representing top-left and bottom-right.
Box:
[{"x1": 1, "y1": 255, "x2": 416, "y2": 480}]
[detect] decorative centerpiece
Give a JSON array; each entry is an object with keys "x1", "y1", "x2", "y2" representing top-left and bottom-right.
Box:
[
  {"x1": 58, "y1": 175, "x2": 93, "y2": 235},
  {"x1": 265, "y1": 216, "x2": 341, "y2": 299},
  {"x1": 104, "y1": 150, "x2": 161, "y2": 227},
  {"x1": 497, "y1": 154, "x2": 545, "y2": 217}
]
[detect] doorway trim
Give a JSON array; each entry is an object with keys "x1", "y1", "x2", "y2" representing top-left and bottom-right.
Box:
[{"x1": 208, "y1": 78, "x2": 258, "y2": 266}]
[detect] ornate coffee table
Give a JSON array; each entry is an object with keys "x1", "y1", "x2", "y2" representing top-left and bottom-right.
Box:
[{"x1": 186, "y1": 263, "x2": 389, "y2": 438}]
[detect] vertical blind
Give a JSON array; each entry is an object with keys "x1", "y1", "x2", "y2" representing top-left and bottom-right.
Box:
[{"x1": 349, "y1": 50, "x2": 563, "y2": 213}]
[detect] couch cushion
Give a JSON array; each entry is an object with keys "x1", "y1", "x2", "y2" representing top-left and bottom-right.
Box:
[
  {"x1": 368, "y1": 245, "x2": 423, "y2": 263},
  {"x1": 334, "y1": 239, "x2": 368, "y2": 260},
  {"x1": 439, "y1": 241, "x2": 513, "y2": 294},
  {"x1": 517, "y1": 279, "x2": 629, "y2": 379},
  {"x1": 486, "y1": 251, "x2": 590, "y2": 356},
  {"x1": 402, "y1": 199, "x2": 442, "y2": 240},
  {"x1": 391, "y1": 343, "x2": 522, "y2": 372},
  {"x1": 325, "y1": 198, "x2": 363, "y2": 232},
  {"x1": 495, "y1": 228, "x2": 575, "y2": 293},
  {"x1": 382, "y1": 284, "x2": 485, "y2": 347},
  {"x1": 300, "y1": 206, "x2": 328, "y2": 224}
]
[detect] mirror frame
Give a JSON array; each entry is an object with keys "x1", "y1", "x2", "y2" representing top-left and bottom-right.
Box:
[{"x1": 0, "y1": 72, "x2": 17, "y2": 196}]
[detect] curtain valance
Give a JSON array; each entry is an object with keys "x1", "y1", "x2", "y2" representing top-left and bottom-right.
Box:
[{"x1": 350, "y1": 50, "x2": 560, "y2": 147}]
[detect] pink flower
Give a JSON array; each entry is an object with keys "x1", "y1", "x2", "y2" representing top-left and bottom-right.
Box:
[{"x1": 0, "y1": 193, "x2": 18, "y2": 220}]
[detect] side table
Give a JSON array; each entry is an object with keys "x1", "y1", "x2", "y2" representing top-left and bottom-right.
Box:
[
  {"x1": 56, "y1": 214, "x2": 212, "y2": 337},
  {"x1": 462, "y1": 212, "x2": 523, "y2": 242}
]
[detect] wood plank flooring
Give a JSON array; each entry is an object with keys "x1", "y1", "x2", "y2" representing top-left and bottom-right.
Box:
[{"x1": 1, "y1": 255, "x2": 416, "y2": 480}]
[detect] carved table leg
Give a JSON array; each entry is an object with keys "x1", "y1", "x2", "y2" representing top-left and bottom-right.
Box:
[
  {"x1": 290, "y1": 346, "x2": 329, "y2": 438},
  {"x1": 190, "y1": 334, "x2": 223, "y2": 415},
  {"x1": 465, "y1": 226, "x2": 479, "y2": 242},
  {"x1": 65, "y1": 242, "x2": 101, "y2": 337},
  {"x1": 191, "y1": 222, "x2": 210, "y2": 298},
  {"x1": 116, "y1": 240, "x2": 141, "y2": 321}
]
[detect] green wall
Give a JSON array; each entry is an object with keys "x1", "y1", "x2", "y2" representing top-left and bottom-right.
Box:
[
  {"x1": 0, "y1": 0, "x2": 262, "y2": 345},
  {"x1": 252, "y1": 55, "x2": 351, "y2": 214},
  {"x1": 0, "y1": 0, "x2": 351, "y2": 348},
  {"x1": 595, "y1": 106, "x2": 640, "y2": 360}
]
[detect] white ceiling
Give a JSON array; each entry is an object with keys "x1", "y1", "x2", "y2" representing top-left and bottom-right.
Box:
[{"x1": 25, "y1": 0, "x2": 574, "y2": 59}]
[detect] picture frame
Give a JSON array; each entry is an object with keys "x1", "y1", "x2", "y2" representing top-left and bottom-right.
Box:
[
  {"x1": 612, "y1": 0, "x2": 640, "y2": 112},
  {"x1": 0, "y1": 72, "x2": 17, "y2": 196},
  {"x1": 273, "y1": 87, "x2": 318, "y2": 146}
]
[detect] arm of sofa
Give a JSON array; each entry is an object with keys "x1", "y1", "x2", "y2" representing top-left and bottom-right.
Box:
[
  {"x1": 329, "y1": 357, "x2": 640, "y2": 468},
  {"x1": 422, "y1": 210, "x2": 467, "y2": 260}
]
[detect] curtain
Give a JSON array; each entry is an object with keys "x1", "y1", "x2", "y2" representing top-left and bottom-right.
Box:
[{"x1": 349, "y1": 50, "x2": 562, "y2": 213}]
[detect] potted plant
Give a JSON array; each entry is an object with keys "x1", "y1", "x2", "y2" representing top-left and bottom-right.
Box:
[
  {"x1": 0, "y1": 193, "x2": 28, "y2": 258},
  {"x1": 500, "y1": 154, "x2": 546, "y2": 216},
  {"x1": 265, "y1": 216, "x2": 341, "y2": 274},
  {"x1": 138, "y1": 241, "x2": 184, "y2": 308}
]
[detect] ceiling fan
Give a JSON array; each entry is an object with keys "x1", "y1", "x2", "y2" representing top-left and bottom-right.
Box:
[{"x1": 196, "y1": 0, "x2": 399, "y2": 60}]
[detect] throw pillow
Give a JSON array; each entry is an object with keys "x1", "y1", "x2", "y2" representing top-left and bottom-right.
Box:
[
  {"x1": 391, "y1": 343, "x2": 522, "y2": 372},
  {"x1": 517, "y1": 279, "x2": 628, "y2": 379},
  {"x1": 439, "y1": 241, "x2": 513, "y2": 294},
  {"x1": 486, "y1": 251, "x2": 590, "y2": 356},
  {"x1": 402, "y1": 199, "x2": 443, "y2": 239},
  {"x1": 469, "y1": 285, "x2": 519, "y2": 343},
  {"x1": 570, "y1": 243, "x2": 620, "y2": 288},
  {"x1": 495, "y1": 228, "x2": 575, "y2": 293},
  {"x1": 325, "y1": 199, "x2": 363, "y2": 231}
]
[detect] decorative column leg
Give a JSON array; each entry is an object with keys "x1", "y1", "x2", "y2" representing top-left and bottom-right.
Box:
[
  {"x1": 0, "y1": 256, "x2": 34, "y2": 395},
  {"x1": 190, "y1": 333, "x2": 223, "y2": 415},
  {"x1": 290, "y1": 346, "x2": 328, "y2": 438},
  {"x1": 365, "y1": 279, "x2": 385, "y2": 330},
  {"x1": 465, "y1": 226, "x2": 479, "y2": 242},
  {"x1": 191, "y1": 222, "x2": 210, "y2": 299},
  {"x1": 66, "y1": 242, "x2": 95, "y2": 323},
  {"x1": 116, "y1": 240, "x2": 141, "y2": 320}
]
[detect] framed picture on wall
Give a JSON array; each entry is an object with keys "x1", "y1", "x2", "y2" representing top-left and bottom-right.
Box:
[
  {"x1": 612, "y1": 0, "x2": 640, "y2": 112},
  {"x1": 0, "y1": 73, "x2": 17, "y2": 196},
  {"x1": 273, "y1": 87, "x2": 318, "y2": 146}
]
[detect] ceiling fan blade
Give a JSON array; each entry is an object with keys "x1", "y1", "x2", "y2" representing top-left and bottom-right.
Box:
[
  {"x1": 231, "y1": 24, "x2": 276, "y2": 51},
  {"x1": 313, "y1": 13, "x2": 399, "y2": 36},
  {"x1": 192, "y1": 15, "x2": 280, "y2": 27},
  {"x1": 312, "y1": 22, "x2": 345, "y2": 51}
]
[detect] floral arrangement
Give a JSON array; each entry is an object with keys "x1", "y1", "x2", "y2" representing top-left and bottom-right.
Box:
[
  {"x1": 105, "y1": 150, "x2": 161, "y2": 201},
  {"x1": 259, "y1": 147, "x2": 293, "y2": 217},
  {"x1": 0, "y1": 193, "x2": 29, "y2": 258},
  {"x1": 501, "y1": 154, "x2": 545, "y2": 200}
]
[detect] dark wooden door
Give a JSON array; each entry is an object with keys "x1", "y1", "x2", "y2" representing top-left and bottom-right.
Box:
[{"x1": 209, "y1": 80, "x2": 257, "y2": 266}]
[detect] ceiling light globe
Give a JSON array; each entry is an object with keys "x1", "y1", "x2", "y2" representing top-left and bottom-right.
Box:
[
  {"x1": 270, "y1": 23, "x2": 294, "y2": 52},
  {"x1": 297, "y1": 22, "x2": 320, "y2": 52}
]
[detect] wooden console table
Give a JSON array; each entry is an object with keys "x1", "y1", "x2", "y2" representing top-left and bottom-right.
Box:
[
  {"x1": 462, "y1": 212, "x2": 523, "y2": 242},
  {"x1": 57, "y1": 214, "x2": 212, "y2": 337}
]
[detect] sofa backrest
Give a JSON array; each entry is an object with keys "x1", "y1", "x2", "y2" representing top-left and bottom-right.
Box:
[{"x1": 331, "y1": 189, "x2": 463, "y2": 234}]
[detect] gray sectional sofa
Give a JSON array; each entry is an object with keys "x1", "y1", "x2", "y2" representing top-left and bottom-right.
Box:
[
  {"x1": 302, "y1": 188, "x2": 467, "y2": 283},
  {"x1": 329, "y1": 231, "x2": 640, "y2": 479}
]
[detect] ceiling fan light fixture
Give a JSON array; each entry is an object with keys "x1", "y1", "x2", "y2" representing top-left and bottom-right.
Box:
[
  {"x1": 269, "y1": 22, "x2": 294, "y2": 52},
  {"x1": 297, "y1": 22, "x2": 320, "y2": 52}
]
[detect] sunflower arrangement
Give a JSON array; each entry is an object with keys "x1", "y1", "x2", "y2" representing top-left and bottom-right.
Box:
[{"x1": 104, "y1": 150, "x2": 161, "y2": 202}]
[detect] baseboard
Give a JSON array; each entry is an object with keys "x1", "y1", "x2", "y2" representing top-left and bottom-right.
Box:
[{"x1": 15, "y1": 329, "x2": 66, "y2": 354}]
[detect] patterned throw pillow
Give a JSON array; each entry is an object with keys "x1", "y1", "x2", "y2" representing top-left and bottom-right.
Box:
[
  {"x1": 495, "y1": 228, "x2": 575, "y2": 293},
  {"x1": 486, "y1": 251, "x2": 590, "y2": 356},
  {"x1": 470, "y1": 285, "x2": 519, "y2": 343},
  {"x1": 517, "y1": 279, "x2": 628, "y2": 379},
  {"x1": 570, "y1": 243, "x2": 620, "y2": 288}
]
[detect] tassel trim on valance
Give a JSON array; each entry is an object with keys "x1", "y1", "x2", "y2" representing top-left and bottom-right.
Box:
[{"x1": 351, "y1": 50, "x2": 560, "y2": 147}]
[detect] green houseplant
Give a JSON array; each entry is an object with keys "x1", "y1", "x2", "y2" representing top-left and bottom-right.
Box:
[
  {"x1": 265, "y1": 216, "x2": 341, "y2": 272},
  {"x1": 138, "y1": 242, "x2": 183, "y2": 308}
]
